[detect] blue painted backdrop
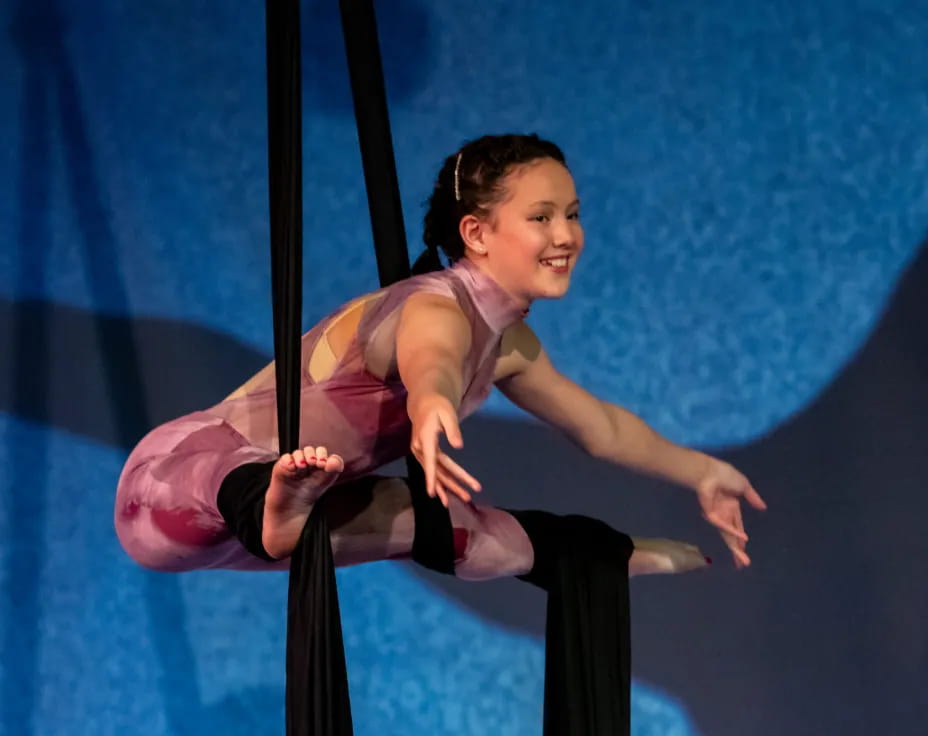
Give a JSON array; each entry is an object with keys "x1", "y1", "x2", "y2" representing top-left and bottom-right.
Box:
[{"x1": 2, "y1": 0, "x2": 927, "y2": 734}]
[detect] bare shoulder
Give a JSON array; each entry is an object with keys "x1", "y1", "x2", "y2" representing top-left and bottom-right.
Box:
[
  {"x1": 399, "y1": 291, "x2": 470, "y2": 335},
  {"x1": 493, "y1": 320, "x2": 542, "y2": 382},
  {"x1": 493, "y1": 323, "x2": 610, "y2": 452},
  {"x1": 395, "y1": 289, "x2": 472, "y2": 363},
  {"x1": 402, "y1": 289, "x2": 463, "y2": 313}
]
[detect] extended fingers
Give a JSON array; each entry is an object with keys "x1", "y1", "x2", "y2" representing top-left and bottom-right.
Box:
[
  {"x1": 433, "y1": 478, "x2": 450, "y2": 508},
  {"x1": 702, "y1": 477, "x2": 761, "y2": 569},
  {"x1": 414, "y1": 429, "x2": 440, "y2": 501},
  {"x1": 720, "y1": 518, "x2": 752, "y2": 568},
  {"x1": 714, "y1": 526, "x2": 749, "y2": 568},
  {"x1": 745, "y1": 484, "x2": 768, "y2": 511},
  {"x1": 706, "y1": 506, "x2": 753, "y2": 568},
  {"x1": 417, "y1": 430, "x2": 448, "y2": 506},
  {"x1": 411, "y1": 417, "x2": 441, "y2": 496},
  {"x1": 438, "y1": 407, "x2": 464, "y2": 449},
  {"x1": 731, "y1": 543, "x2": 752, "y2": 569},
  {"x1": 436, "y1": 466, "x2": 472, "y2": 504},
  {"x1": 436, "y1": 453, "x2": 481, "y2": 492},
  {"x1": 705, "y1": 512, "x2": 749, "y2": 542},
  {"x1": 417, "y1": 414, "x2": 467, "y2": 503}
]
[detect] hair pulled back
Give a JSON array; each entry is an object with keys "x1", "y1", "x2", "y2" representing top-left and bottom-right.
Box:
[{"x1": 411, "y1": 133, "x2": 567, "y2": 275}]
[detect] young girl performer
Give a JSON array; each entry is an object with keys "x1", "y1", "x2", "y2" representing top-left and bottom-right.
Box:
[{"x1": 115, "y1": 133, "x2": 765, "y2": 589}]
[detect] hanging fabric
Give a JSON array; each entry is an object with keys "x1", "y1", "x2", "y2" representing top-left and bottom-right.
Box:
[
  {"x1": 335, "y1": 0, "x2": 457, "y2": 574},
  {"x1": 264, "y1": 1, "x2": 633, "y2": 734},
  {"x1": 265, "y1": 0, "x2": 353, "y2": 733}
]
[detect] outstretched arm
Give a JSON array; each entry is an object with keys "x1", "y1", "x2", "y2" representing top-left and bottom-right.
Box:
[
  {"x1": 396, "y1": 292, "x2": 482, "y2": 507},
  {"x1": 495, "y1": 321, "x2": 767, "y2": 567},
  {"x1": 494, "y1": 321, "x2": 704, "y2": 480}
]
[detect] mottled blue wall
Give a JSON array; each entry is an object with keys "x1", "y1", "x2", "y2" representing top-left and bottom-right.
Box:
[{"x1": 1, "y1": 0, "x2": 926, "y2": 734}]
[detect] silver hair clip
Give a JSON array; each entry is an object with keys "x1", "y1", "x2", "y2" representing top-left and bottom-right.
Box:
[{"x1": 453, "y1": 152, "x2": 462, "y2": 201}]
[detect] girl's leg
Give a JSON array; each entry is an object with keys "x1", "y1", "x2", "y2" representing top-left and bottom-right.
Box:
[
  {"x1": 318, "y1": 476, "x2": 708, "y2": 578},
  {"x1": 232, "y1": 463, "x2": 697, "y2": 736},
  {"x1": 117, "y1": 412, "x2": 705, "y2": 577},
  {"x1": 115, "y1": 413, "x2": 307, "y2": 572}
]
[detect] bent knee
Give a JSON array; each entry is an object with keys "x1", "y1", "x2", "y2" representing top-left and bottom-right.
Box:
[
  {"x1": 453, "y1": 508, "x2": 534, "y2": 582},
  {"x1": 115, "y1": 497, "x2": 235, "y2": 573}
]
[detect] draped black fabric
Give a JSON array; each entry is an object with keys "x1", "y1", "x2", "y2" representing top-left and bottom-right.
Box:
[
  {"x1": 286, "y1": 495, "x2": 353, "y2": 735},
  {"x1": 338, "y1": 0, "x2": 412, "y2": 288},
  {"x1": 266, "y1": 0, "x2": 303, "y2": 455},
  {"x1": 264, "y1": 1, "x2": 634, "y2": 734},
  {"x1": 217, "y1": 461, "x2": 277, "y2": 562},
  {"x1": 508, "y1": 510, "x2": 634, "y2": 736},
  {"x1": 267, "y1": 0, "x2": 438, "y2": 733},
  {"x1": 266, "y1": 0, "x2": 353, "y2": 733},
  {"x1": 407, "y1": 455, "x2": 456, "y2": 574},
  {"x1": 335, "y1": 0, "x2": 455, "y2": 575}
]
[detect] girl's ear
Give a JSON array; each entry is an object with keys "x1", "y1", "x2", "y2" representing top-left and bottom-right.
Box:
[{"x1": 460, "y1": 214, "x2": 487, "y2": 255}]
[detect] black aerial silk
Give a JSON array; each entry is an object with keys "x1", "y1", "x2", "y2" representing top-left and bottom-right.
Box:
[
  {"x1": 263, "y1": 1, "x2": 632, "y2": 733},
  {"x1": 265, "y1": 0, "x2": 352, "y2": 731}
]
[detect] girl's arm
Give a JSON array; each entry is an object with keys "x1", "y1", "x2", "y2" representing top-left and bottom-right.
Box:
[
  {"x1": 395, "y1": 292, "x2": 481, "y2": 506},
  {"x1": 495, "y1": 321, "x2": 766, "y2": 566},
  {"x1": 494, "y1": 321, "x2": 708, "y2": 486},
  {"x1": 396, "y1": 292, "x2": 471, "y2": 416}
]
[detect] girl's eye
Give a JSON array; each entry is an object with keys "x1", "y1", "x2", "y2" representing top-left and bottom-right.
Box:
[
  {"x1": 532, "y1": 215, "x2": 549, "y2": 223},
  {"x1": 568, "y1": 212, "x2": 581, "y2": 221}
]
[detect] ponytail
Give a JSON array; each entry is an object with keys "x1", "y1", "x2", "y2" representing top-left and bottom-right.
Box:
[{"x1": 410, "y1": 242, "x2": 444, "y2": 275}]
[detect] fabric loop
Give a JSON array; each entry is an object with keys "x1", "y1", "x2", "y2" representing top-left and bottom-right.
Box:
[
  {"x1": 406, "y1": 455, "x2": 456, "y2": 574},
  {"x1": 506, "y1": 509, "x2": 634, "y2": 736}
]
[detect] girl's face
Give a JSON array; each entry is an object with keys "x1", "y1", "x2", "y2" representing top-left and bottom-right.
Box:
[{"x1": 460, "y1": 158, "x2": 583, "y2": 308}]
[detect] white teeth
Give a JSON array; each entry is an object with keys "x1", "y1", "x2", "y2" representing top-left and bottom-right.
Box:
[{"x1": 541, "y1": 257, "x2": 568, "y2": 267}]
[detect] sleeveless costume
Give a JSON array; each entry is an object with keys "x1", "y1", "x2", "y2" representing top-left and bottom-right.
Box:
[{"x1": 115, "y1": 257, "x2": 527, "y2": 572}]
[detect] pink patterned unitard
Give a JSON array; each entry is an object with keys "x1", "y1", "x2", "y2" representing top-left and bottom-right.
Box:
[{"x1": 115, "y1": 259, "x2": 534, "y2": 577}]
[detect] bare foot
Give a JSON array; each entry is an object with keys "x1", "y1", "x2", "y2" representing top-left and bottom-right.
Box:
[
  {"x1": 262, "y1": 445, "x2": 344, "y2": 559},
  {"x1": 629, "y1": 537, "x2": 710, "y2": 577}
]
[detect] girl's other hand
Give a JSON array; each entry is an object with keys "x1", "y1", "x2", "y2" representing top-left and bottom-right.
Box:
[{"x1": 695, "y1": 458, "x2": 767, "y2": 569}]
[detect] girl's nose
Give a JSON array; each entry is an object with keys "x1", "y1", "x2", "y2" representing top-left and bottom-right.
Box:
[{"x1": 553, "y1": 220, "x2": 575, "y2": 248}]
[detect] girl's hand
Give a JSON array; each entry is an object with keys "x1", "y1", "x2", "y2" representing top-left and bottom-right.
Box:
[
  {"x1": 409, "y1": 394, "x2": 481, "y2": 507},
  {"x1": 695, "y1": 458, "x2": 767, "y2": 569}
]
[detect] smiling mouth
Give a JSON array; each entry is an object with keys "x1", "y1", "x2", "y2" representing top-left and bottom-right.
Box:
[{"x1": 540, "y1": 255, "x2": 570, "y2": 269}]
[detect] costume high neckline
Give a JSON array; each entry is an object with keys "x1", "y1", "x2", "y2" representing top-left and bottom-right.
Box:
[{"x1": 451, "y1": 257, "x2": 530, "y2": 332}]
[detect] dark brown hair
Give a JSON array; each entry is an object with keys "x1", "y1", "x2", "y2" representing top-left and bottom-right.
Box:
[{"x1": 412, "y1": 133, "x2": 567, "y2": 274}]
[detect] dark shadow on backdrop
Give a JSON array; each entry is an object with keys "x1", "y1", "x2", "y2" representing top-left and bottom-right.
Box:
[
  {"x1": 5, "y1": 3, "x2": 55, "y2": 731},
  {"x1": 3, "y1": 3, "x2": 284, "y2": 734}
]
